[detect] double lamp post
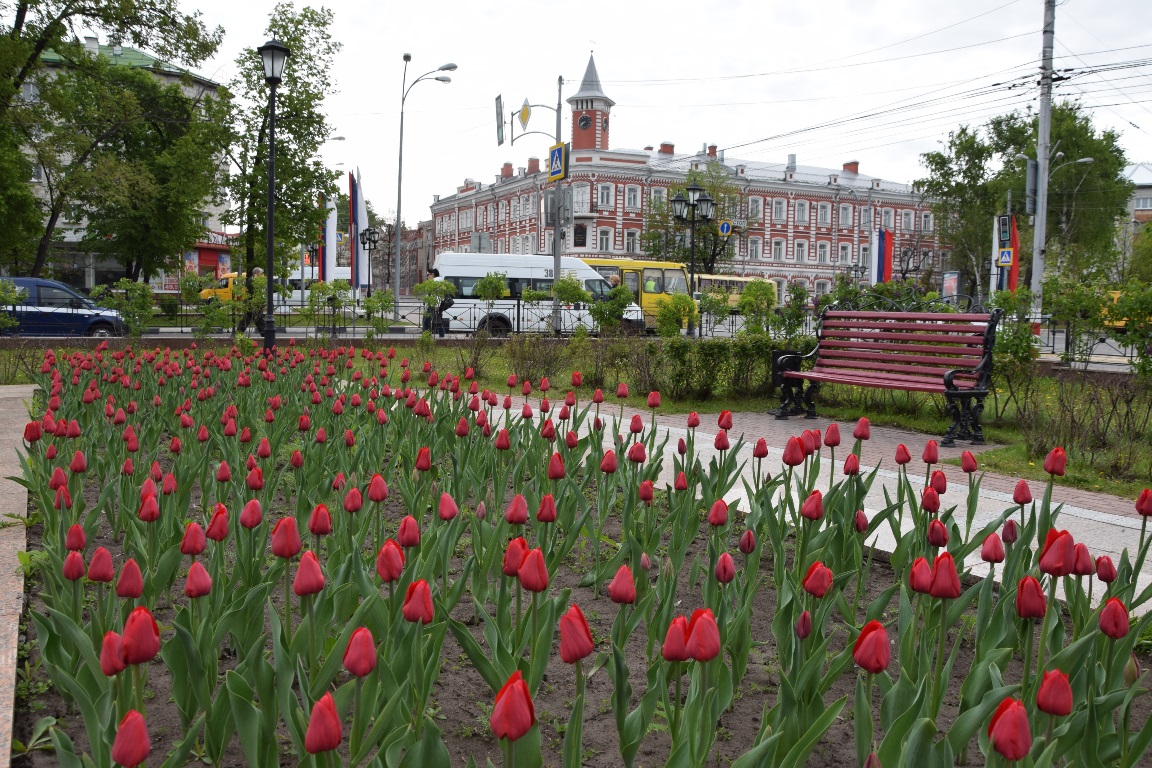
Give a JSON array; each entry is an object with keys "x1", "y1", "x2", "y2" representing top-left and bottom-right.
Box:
[
  {"x1": 256, "y1": 39, "x2": 290, "y2": 352},
  {"x1": 670, "y1": 181, "x2": 715, "y2": 338}
]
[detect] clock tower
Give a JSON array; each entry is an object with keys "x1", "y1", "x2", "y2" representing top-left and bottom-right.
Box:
[{"x1": 568, "y1": 54, "x2": 614, "y2": 151}]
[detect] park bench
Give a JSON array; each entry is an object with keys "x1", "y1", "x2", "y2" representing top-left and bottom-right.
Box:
[{"x1": 773, "y1": 307, "x2": 1004, "y2": 446}]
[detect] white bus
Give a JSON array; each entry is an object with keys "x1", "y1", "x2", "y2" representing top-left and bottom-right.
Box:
[{"x1": 431, "y1": 253, "x2": 645, "y2": 335}]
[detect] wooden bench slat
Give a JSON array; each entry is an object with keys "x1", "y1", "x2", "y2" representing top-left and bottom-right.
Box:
[
  {"x1": 783, "y1": 370, "x2": 965, "y2": 394},
  {"x1": 818, "y1": 339, "x2": 986, "y2": 357},
  {"x1": 813, "y1": 360, "x2": 965, "y2": 380},
  {"x1": 817, "y1": 349, "x2": 982, "y2": 369},
  {"x1": 821, "y1": 319, "x2": 991, "y2": 334},
  {"x1": 824, "y1": 311, "x2": 992, "y2": 322},
  {"x1": 819, "y1": 329, "x2": 988, "y2": 346}
]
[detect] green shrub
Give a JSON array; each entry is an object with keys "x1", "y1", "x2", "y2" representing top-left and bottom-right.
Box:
[
  {"x1": 737, "y1": 281, "x2": 777, "y2": 334},
  {"x1": 654, "y1": 294, "x2": 698, "y2": 337},
  {"x1": 589, "y1": 286, "x2": 633, "y2": 331},
  {"x1": 90, "y1": 278, "x2": 154, "y2": 338}
]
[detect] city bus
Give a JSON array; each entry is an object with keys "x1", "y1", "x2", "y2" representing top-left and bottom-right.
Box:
[
  {"x1": 696, "y1": 274, "x2": 778, "y2": 311},
  {"x1": 578, "y1": 258, "x2": 689, "y2": 329}
]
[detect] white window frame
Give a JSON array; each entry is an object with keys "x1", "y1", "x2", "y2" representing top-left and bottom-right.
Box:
[
  {"x1": 773, "y1": 199, "x2": 786, "y2": 222},
  {"x1": 795, "y1": 200, "x2": 809, "y2": 225},
  {"x1": 747, "y1": 197, "x2": 762, "y2": 221},
  {"x1": 902, "y1": 210, "x2": 913, "y2": 231},
  {"x1": 523, "y1": 235, "x2": 533, "y2": 254},
  {"x1": 652, "y1": 188, "x2": 666, "y2": 207},
  {"x1": 922, "y1": 212, "x2": 933, "y2": 232},
  {"x1": 748, "y1": 237, "x2": 761, "y2": 260},
  {"x1": 817, "y1": 203, "x2": 830, "y2": 226},
  {"x1": 795, "y1": 240, "x2": 807, "y2": 260},
  {"x1": 511, "y1": 238, "x2": 520, "y2": 255},
  {"x1": 815, "y1": 280, "x2": 830, "y2": 296},
  {"x1": 598, "y1": 228, "x2": 612, "y2": 252},
  {"x1": 544, "y1": 232, "x2": 553, "y2": 254},
  {"x1": 511, "y1": 198, "x2": 520, "y2": 220},
  {"x1": 882, "y1": 208, "x2": 893, "y2": 228},
  {"x1": 625, "y1": 229, "x2": 639, "y2": 253},
  {"x1": 625, "y1": 186, "x2": 640, "y2": 210},
  {"x1": 817, "y1": 242, "x2": 829, "y2": 263},
  {"x1": 1135, "y1": 197, "x2": 1152, "y2": 210},
  {"x1": 839, "y1": 243, "x2": 851, "y2": 264},
  {"x1": 860, "y1": 245, "x2": 871, "y2": 266},
  {"x1": 598, "y1": 184, "x2": 614, "y2": 208},
  {"x1": 573, "y1": 184, "x2": 590, "y2": 214},
  {"x1": 839, "y1": 204, "x2": 852, "y2": 228},
  {"x1": 772, "y1": 239, "x2": 784, "y2": 260},
  {"x1": 499, "y1": 201, "x2": 507, "y2": 224},
  {"x1": 861, "y1": 207, "x2": 872, "y2": 229}
]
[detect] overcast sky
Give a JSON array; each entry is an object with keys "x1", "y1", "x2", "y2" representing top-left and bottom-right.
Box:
[{"x1": 168, "y1": 0, "x2": 1150, "y2": 226}]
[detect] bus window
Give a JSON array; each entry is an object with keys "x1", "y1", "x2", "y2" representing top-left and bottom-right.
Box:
[
  {"x1": 623, "y1": 271, "x2": 640, "y2": 298},
  {"x1": 448, "y1": 277, "x2": 480, "y2": 297},
  {"x1": 642, "y1": 269, "x2": 664, "y2": 294},
  {"x1": 532, "y1": 279, "x2": 553, "y2": 293},
  {"x1": 506, "y1": 278, "x2": 523, "y2": 298},
  {"x1": 664, "y1": 270, "x2": 688, "y2": 294},
  {"x1": 593, "y1": 265, "x2": 620, "y2": 283}
]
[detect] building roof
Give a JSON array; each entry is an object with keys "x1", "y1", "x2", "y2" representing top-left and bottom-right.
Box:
[
  {"x1": 1124, "y1": 162, "x2": 1152, "y2": 188},
  {"x1": 42, "y1": 41, "x2": 219, "y2": 88},
  {"x1": 567, "y1": 55, "x2": 614, "y2": 107}
]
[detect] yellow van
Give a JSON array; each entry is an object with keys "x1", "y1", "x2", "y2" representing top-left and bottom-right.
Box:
[
  {"x1": 199, "y1": 273, "x2": 242, "y2": 303},
  {"x1": 580, "y1": 258, "x2": 689, "y2": 329}
]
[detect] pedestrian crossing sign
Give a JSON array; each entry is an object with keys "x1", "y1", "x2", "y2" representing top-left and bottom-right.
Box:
[
  {"x1": 548, "y1": 142, "x2": 569, "y2": 183},
  {"x1": 997, "y1": 247, "x2": 1014, "y2": 267}
]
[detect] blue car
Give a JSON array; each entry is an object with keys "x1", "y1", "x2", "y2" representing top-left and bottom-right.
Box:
[{"x1": 3, "y1": 278, "x2": 127, "y2": 337}]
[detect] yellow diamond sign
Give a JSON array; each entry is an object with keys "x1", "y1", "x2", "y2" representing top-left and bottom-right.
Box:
[{"x1": 518, "y1": 99, "x2": 531, "y2": 131}]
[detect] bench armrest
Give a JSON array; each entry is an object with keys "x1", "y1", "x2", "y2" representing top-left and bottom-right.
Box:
[
  {"x1": 773, "y1": 346, "x2": 819, "y2": 380},
  {"x1": 943, "y1": 308, "x2": 1003, "y2": 392}
]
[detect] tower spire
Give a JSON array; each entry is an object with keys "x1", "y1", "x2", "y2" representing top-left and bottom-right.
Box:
[{"x1": 568, "y1": 54, "x2": 613, "y2": 150}]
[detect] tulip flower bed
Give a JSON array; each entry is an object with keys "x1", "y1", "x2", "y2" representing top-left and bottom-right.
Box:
[{"x1": 13, "y1": 341, "x2": 1152, "y2": 767}]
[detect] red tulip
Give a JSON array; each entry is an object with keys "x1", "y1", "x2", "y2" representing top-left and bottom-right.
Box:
[
  {"x1": 1036, "y1": 669, "x2": 1072, "y2": 716},
  {"x1": 616, "y1": 382, "x2": 629, "y2": 399},
  {"x1": 547, "y1": 452, "x2": 566, "y2": 480},
  {"x1": 376, "y1": 539, "x2": 405, "y2": 582},
  {"x1": 343, "y1": 627, "x2": 377, "y2": 677},
  {"x1": 23, "y1": 421, "x2": 41, "y2": 443},
  {"x1": 121, "y1": 606, "x2": 160, "y2": 665},
  {"x1": 62, "y1": 551, "x2": 85, "y2": 581},
  {"x1": 290, "y1": 449, "x2": 303, "y2": 469},
  {"x1": 637, "y1": 481, "x2": 654, "y2": 504},
  {"x1": 116, "y1": 559, "x2": 143, "y2": 599},
  {"x1": 571, "y1": 371, "x2": 582, "y2": 387},
  {"x1": 718, "y1": 410, "x2": 733, "y2": 430},
  {"x1": 1137, "y1": 488, "x2": 1152, "y2": 516},
  {"x1": 853, "y1": 417, "x2": 870, "y2": 440},
  {"x1": 1072, "y1": 543, "x2": 1094, "y2": 577},
  {"x1": 505, "y1": 494, "x2": 528, "y2": 525},
  {"x1": 1039, "y1": 529, "x2": 1075, "y2": 577},
  {"x1": 304, "y1": 692, "x2": 342, "y2": 754},
  {"x1": 708, "y1": 499, "x2": 729, "y2": 526},
  {"x1": 714, "y1": 430, "x2": 730, "y2": 451},
  {"x1": 687, "y1": 412, "x2": 700, "y2": 428},
  {"x1": 559, "y1": 604, "x2": 595, "y2": 663},
  {"x1": 402, "y1": 579, "x2": 434, "y2": 624},
  {"x1": 739, "y1": 529, "x2": 756, "y2": 555},
  {"x1": 494, "y1": 428, "x2": 511, "y2": 450},
  {"x1": 715, "y1": 552, "x2": 736, "y2": 584},
  {"x1": 398, "y1": 515, "x2": 421, "y2": 547},
  {"x1": 111, "y1": 710, "x2": 151, "y2": 767},
  {"x1": 855, "y1": 509, "x2": 869, "y2": 533},
  {"x1": 518, "y1": 549, "x2": 550, "y2": 592},
  {"x1": 927, "y1": 519, "x2": 949, "y2": 547},
  {"x1": 929, "y1": 552, "x2": 961, "y2": 600},
  {"x1": 675, "y1": 471, "x2": 688, "y2": 492},
  {"x1": 367, "y1": 474, "x2": 388, "y2": 503},
  {"x1": 1101, "y1": 597, "x2": 1130, "y2": 639},
  {"x1": 800, "y1": 490, "x2": 824, "y2": 521},
  {"x1": 895, "y1": 444, "x2": 911, "y2": 465},
  {"x1": 662, "y1": 616, "x2": 690, "y2": 662},
  {"x1": 184, "y1": 561, "x2": 212, "y2": 598},
  {"x1": 240, "y1": 499, "x2": 262, "y2": 529},
  {"x1": 795, "y1": 610, "x2": 813, "y2": 640},
  {"x1": 245, "y1": 466, "x2": 263, "y2": 491},
  {"x1": 1097, "y1": 555, "x2": 1117, "y2": 583},
  {"x1": 100, "y1": 631, "x2": 125, "y2": 676},
  {"x1": 930, "y1": 470, "x2": 947, "y2": 495},
  {"x1": 608, "y1": 565, "x2": 636, "y2": 604},
  {"x1": 206, "y1": 506, "x2": 229, "y2": 541},
  {"x1": 988, "y1": 698, "x2": 1031, "y2": 761},
  {"x1": 1016, "y1": 575, "x2": 1046, "y2": 619},
  {"x1": 1013, "y1": 480, "x2": 1032, "y2": 505},
  {"x1": 490, "y1": 670, "x2": 535, "y2": 742},
  {"x1": 1002, "y1": 519, "x2": 1019, "y2": 544},
  {"x1": 782, "y1": 437, "x2": 805, "y2": 466},
  {"x1": 65, "y1": 523, "x2": 86, "y2": 551},
  {"x1": 686, "y1": 608, "x2": 721, "y2": 662},
  {"x1": 843, "y1": 453, "x2": 860, "y2": 476},
  {"x1": 293, "y1": 551, "x2": 325, "y2": 596},
  {"x1": 331, "y1": 472, "x2": 346, "y2": 490},
  {"x1": 627, "y1": 442, "x2": 646, "y2": 463},
  {"x1": 137, "y1": 495, "x2": 159, "y2": 523},
  {"x1": 961, "y1": 450, "x2": 978, "y2": 473},
  {"x1": 309, "y1": 504, "x2": 332, "y2": 537},
  {"x1": 921, "y1": 487, "x2": 940, "y2": 514},
  {"x1": 853, "y1": 620, "x2": 890, "y2": 674},
  {"x1": 908, "y1": 557, "x2": 932, "y2": 594},
  {"x1": 343, "y1": 487, "x2": 363, "y2": 514},
  {"x1": 922, "y1": 440, "x2": 938, "y2": 465},
  {"x1": 271, "y1": 517, "x2": 302, "y2": 559},
  {"x1": 415, "y1": 447, "x2": 431, "y2": 471},
  {"x1": 981, "y1": 533, "x2": 1005, "y2": 564},
  {"x1": 1044, "y1": 446, "x2": 1067, "y2": 476},
  {"x1": 503, "y1": 537, "x2": 529, "y2": 577},
  {"x1": 600, "y1": 450, "x2": 617, "y2": 474},
  {"x1": 802, "y1": 561, "x2": 833, "y2": 598},
  {"x1": 824, "y1": 423, "x2": 841, "y2": 447},
  {"x1": 88, "y1": 546, "x2": 113, "y2": 582}
]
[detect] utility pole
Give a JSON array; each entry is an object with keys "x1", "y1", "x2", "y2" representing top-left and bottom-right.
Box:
[
  {"x1": 552, "y1": 76, "x2": 563, "y2": 336},
  {"x1": 1030, "y1": 0, "x2": 1056, "y2": 317}
]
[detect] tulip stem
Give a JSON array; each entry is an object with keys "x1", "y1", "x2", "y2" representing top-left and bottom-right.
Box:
[
  {"x1": 351, "y1": 676, "x2": 363, "y2": 758},
  {"x1": 307, "y1": 596, "x2": 318, "y2": 674},
  {"x1": 1021, "y1": 619, "x2": 1035, "y2": 702},
  {"x1": 671, "y1": 661, "x2": 682, "y2": 744},
  {"x1": 515, "y1": 581, "x2": 523, "y2": 651},
  {"x1": 132, "y1": 664, "x2": 145, "y2": 716},
  {"x1": 284, "y1": 562, "x2": 292, "y2": 639},
  {"x1": 502, "y1": 738, "x2": 515, "y2": 768},
  {"x1": 1035, "y1": 578, "x2": 1059, "y2": 691},
  {"x1": 932, "y1": 599, "x2": 948, "y2": 718}
]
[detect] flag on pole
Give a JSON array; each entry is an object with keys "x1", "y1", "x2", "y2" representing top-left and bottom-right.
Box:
[
  {"x1": 322, "y1": 194, "x2": 337, "y2": 282},
  {"x1": 870, "y1": 229, "x2": 894, "y2": 285},
  {"x1": 347, "y1": 170, "x2": 371, "y2": 294},
  {"x1": 1008, "y1": 214, "x2": 1020, "y2": 292}
]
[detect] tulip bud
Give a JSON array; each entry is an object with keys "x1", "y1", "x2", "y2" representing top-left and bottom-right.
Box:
[
  {"x1": 1002, "y1": 519, "x2": 1019, "y2": 544},
  {"x1": 895, "y1": 444, "x2": 911, "y2": 465},
  {"x1": 795, "y1": 610, "x2": 812, "y2": 640},
  {"x1": 853, "y1": 417, "x2": 870, "y2": 440},
  {"x1": 1125, "y1": 653, "x2": 1142, "y2": 687},
  {"x1": 739, "y1": 529, "x2": 756, "y2": 555},
  {"x1": 961, "y1": 451, "x2": 978, "y2": 474},
  {"x1": 111, "y1": 710, "x2": 151, "y2": 767},
  {"x1": 1096, "y1": 555, "x2": 1117, "y2": 583},
  {"x1": 981, "y1": 533, "x2": 1005, "y2": 564},
  {"x1": 608, "y1": 565, "x2": 636, "y2": 604},
  {"x1": 1044, "y1": 446, "x2": 1067, "y2": 476},
  {"x1": 708, "y1": 499, "x2": 728, "y2": 526},
  {"x1": 100, "y1": 631, "x2": 125, "y2": 676},
  {"x1": 714, "y1": 552, "x2": 736, "y2": 584},
  {"x1": 928, "y1": 519, "x2": 949, "y2": 547},
  {"x1": 304, "y1": 692, "x2": 342, "y2": 754},
  {"x1": 293, "y1": 551, "x2": 325, "y2": 596},
  {"x1": 343, "y1": 627, "x2": 377, "y2": 678},
  {"x1": 855, "y1": 509, "x2": 869, "y2": 534},
  {"x1": 402, "y1": 579, "x2": 435, "y2": 623}
]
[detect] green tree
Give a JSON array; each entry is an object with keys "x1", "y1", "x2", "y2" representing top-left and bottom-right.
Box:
[
  {"x1": 0, "y1": 128, "x2": 41, "y2": 274},
  {"x1": 0, "y1": 0, "x2": 222, "y2": 117},
  {"x1": 90, "y1": 278, "x2": 155, "y2": 337},
  {"x1": 639, "y1": 162, "x2": 744, "y2": 274},
  {"x1": 213, "y1": 3, "x2": 342, "y2": 302},
  {"x1": 1132, "y1": 228, "x2": 1152, "y2": 284},
  {"x1": 737, "y1": 280, "x2": 778, "y2": 334}
]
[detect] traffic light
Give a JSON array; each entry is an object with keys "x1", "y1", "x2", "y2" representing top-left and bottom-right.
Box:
[
  {"x1": 495, "y1": 95, "x2": 505, "y2": 146},
  {"x1": 1024, "y1": 158, "x2": 1037, "y2": 214},
  {"x1": 998, "y1": 215, "x2": 1011, "y2": 244}
]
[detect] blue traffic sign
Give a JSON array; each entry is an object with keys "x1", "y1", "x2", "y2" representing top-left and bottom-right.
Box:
[
  {"x1": 548, "y1": 142, "x2": 568, "y2": 183},
  {"x1": 718, "y1": 220, "x2": 733, "y2": 237}
]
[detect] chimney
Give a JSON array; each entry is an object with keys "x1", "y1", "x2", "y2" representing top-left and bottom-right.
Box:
[
  {"x1": 501, "y1": 162, "x2": 513, "y2": 179},
  {"x1": 433, "y1": 195, "x2": 440, "y2": 203},
  {"x1": 718, "y1": 150, "x2": 725, "y2": 162},
  {"x1": 707, "y1": 144, "x2": 717, "y2": 158},
  {"x1": 659, "y1": 141, "x2": 675, "y2": 155},
  {"x1": 527, "y1": 157, "x2": 540, "y2": 174},
  {"x1": 644, "y1": 145, "x2": 654, "y2": 151},
  {"x1": 84, "y1": 36, "x2": 99, "y2": 54},
  {"x1": 786, "y1": 154, "x2": 797, "y2": 172},
  {"x1": 843, "y1": 160, "x2": 859, "y2": 174}
]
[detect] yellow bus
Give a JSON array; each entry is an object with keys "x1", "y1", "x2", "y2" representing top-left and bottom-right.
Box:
[
  {"x1": 579, "y1": 258, "x2": 689, "y2": 329},
  {"x1": 696, "y1": 274, "x2": 777, "y2": 310}
]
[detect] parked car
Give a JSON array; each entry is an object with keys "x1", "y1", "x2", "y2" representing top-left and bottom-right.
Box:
[{"x1": 2, "y1": 277, "x2": 127, "y2": 337}]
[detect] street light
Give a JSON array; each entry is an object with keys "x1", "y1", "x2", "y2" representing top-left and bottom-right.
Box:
[
  {"x1": 257, "y1": 38, "x2": 290, "y2": 353},
  {"x1": 394, "y1": 54, "x2": 455, "y2": 322},
  {"x1": 671, "y1": 181, "x2": 715, "y2": 337},
  {"x1": 306, "y1": 241, "x2": 319, "y2": 301},
  {"x1": 1014, "y1": 151, "x2": 1093, "y2": 313},
  {"x1": 358, "y1": 226, "x2": 380, "y2": 297}
]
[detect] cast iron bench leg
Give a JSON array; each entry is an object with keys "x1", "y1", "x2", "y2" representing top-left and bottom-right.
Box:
[
  {"x1": 941, "y1": 393, "x2": 963, "y2": 447},
  {"x1": 803, "y1": 380, "x2": 820, "y2": 419},
  {"x1": 969, "y1": 394, "x2": 987, "y2": 445},
  {"x1": 775, "y1": 378, "x2": 798, "y2": 419}
]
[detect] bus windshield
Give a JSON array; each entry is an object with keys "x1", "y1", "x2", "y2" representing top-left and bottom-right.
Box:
[{"x1": 664, "y1": 270, "x2": 688, "y2": 295}]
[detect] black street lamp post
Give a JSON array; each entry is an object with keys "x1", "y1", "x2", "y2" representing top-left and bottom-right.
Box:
[
  {"x1": 307, "y1": 242, "x2": 319, "y2": 305},
  {"x1": 359, "y1": 226, "x2": 380, "y2": 297},
  {"x1": 257, "y1": 39, "x2": 290, "y2": 353},
  {"x1": 671, "y1": 181, "x2": 715, "y2": 337}
]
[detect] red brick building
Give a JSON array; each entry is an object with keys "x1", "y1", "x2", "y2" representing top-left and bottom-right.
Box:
[{"x1": 429, "y1": 56, "x2": 940, "y2": 299}]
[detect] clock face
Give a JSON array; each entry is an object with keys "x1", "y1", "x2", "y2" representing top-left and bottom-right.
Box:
[
  {"x1": 578, "y1": 115, "x2": 591, "y2": 130},
  {"x1": 602, "y1": 117, "x2": 609, "y2": 132}
]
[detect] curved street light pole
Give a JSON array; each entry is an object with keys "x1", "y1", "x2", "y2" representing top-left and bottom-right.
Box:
[{"x1": 394, "y1": 55, "x2": 455, "y2": 322}]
